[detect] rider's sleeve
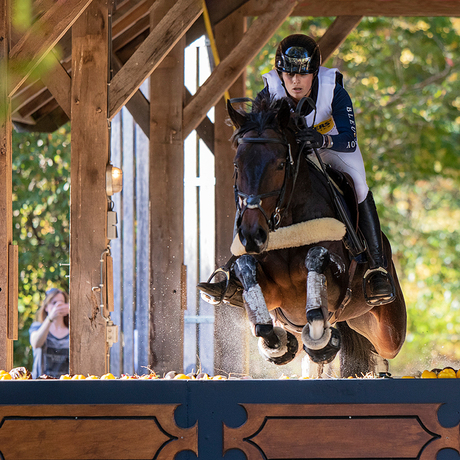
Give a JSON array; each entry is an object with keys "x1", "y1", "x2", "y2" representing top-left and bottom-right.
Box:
[{"x1": 329, "y1": 84, "x2": 358, "y2": 153}]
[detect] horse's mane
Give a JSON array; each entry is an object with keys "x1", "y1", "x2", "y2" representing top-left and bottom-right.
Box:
[{"x1": 230, "y1": 91, "x2": 294, "y2": 148}]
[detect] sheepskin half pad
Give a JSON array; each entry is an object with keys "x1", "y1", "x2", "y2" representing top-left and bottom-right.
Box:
[{"x1": 231, "y1": 217, "x2": 346, "y2": 256}]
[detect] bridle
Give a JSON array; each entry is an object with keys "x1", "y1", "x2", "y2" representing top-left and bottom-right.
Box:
[{"x1": 234, "y1": 133, "x2": 301, "y2": 231}]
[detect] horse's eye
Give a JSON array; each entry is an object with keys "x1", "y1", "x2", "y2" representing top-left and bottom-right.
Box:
[
  {"x1": 277, "y1": 162, "x2": 285, "y2": 171},
  {"x1": 233, "y1": 163, "x2": 238, "y2": 170}
]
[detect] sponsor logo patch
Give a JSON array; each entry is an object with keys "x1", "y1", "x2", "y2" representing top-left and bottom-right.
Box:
[{"x1": 314, "y1": 117, "x2": 334, "y2": 134}]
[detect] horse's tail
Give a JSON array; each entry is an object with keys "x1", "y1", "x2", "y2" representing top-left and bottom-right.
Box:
[{"x1": 337, "y1": 321, "x2": 375, "y2": 378}]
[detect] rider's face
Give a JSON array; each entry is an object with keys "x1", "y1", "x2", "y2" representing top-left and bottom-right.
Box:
[{"x1": 281, "y1": 72, "x2": 314, "y2": 102}]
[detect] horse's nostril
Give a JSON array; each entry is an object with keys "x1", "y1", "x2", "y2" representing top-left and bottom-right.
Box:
[{"x1": 257, "y1": 228, "x2": 267, "y2": 245}]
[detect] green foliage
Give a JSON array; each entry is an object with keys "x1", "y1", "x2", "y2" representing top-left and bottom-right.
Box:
[
  {"x1": 12, "y1": 124, "x2": 71, "y2": 368},
  {"x1": 247, "y1": 17, "x2": 460, "y2": 374}
]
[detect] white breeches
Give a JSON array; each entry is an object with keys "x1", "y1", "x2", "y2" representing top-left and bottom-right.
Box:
[{"x1": 320, "y1": 149, "x2": 369, "y2": 203}]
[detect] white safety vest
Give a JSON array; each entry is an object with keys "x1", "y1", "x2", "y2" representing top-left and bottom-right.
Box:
[{"x1": 262, "y1": 67, "x2": 361, "y2": 154}]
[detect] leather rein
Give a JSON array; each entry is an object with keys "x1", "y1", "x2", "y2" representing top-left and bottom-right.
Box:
[{"x1": 234, "y1": 134, "x2": 301, "y2": 231}]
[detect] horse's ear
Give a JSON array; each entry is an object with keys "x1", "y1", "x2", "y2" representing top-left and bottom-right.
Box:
[
  {"x1": 277, "y1": 99, "x2": 291, "y2": 130},
  {"x1": 227, "y1": 99, "x2": 247, "y2": 129}
]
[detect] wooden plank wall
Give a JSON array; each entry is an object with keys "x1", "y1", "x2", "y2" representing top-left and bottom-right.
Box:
[{"x1": 109, "y1": 100, "x2": 150, "y2": 377}]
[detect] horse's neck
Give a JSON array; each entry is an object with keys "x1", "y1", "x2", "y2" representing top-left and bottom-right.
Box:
[{"x1": 288, "y1": 159, "x2": 336, "y2": 224}]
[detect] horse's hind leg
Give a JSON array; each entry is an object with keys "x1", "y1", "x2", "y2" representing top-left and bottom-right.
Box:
[
  {"x1": 302, "y1": 247, "x2": 342, "y2": 365},
  {"x1": 234, "y1": 254, "x2": 298, "y2": 365}
]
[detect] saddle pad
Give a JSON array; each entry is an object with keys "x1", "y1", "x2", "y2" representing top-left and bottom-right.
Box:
[{"x1": 231, "y1": 217, "x2": 346, "y2": 256}]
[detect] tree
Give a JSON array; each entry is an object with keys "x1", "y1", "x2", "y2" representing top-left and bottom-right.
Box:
[{"x1": 12, "y1": 124, "x2": 71, "y2": 368}]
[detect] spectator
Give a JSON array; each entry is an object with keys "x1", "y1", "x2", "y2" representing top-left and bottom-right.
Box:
[{"x1": 29, "y1": 287, "x2": 69, "y2": 378}]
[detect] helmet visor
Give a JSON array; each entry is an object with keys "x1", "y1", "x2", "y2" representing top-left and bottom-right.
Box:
[{"x1": 278, "y1": 46, "x2": 314, "y2": 74}]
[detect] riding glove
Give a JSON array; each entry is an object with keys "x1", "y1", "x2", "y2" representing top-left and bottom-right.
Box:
[{"x1": 296, "y1": 127, "x2": 325, "y2": 149}]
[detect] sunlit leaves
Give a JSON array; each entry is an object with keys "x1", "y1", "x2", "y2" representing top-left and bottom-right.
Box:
[{"x1": 12, "y1": 123, "x2": 70, "y2": 368}]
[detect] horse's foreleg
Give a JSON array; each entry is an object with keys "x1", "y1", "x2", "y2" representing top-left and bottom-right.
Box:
[
  {"x1": 302, "y1": 247, "x2": 341, "y2": 365},
  {"x1": 235, "y1": 255, "x2": 298, "y2": 365}
]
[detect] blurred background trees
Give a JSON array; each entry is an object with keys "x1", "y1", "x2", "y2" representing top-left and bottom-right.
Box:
[
  {"x1": 12, "y1": 125, "x2": 70, "y2": 369},
  {"x1": 13, "y1": 16, "x2": 460, "y2": 374}
]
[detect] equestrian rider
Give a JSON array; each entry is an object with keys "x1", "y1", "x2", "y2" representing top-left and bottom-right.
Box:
[{"x1": 199, "y1": 33, "x2": 395, "y2": 306}]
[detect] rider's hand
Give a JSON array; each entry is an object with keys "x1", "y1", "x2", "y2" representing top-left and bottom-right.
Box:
[{"x1": 296, "y1": 127, "x2": 325, "y2": 149}]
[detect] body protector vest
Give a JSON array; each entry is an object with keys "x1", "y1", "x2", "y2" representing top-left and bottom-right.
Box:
[{"x1": 262, "y1": 67, "x2": 363, "y2": 156}]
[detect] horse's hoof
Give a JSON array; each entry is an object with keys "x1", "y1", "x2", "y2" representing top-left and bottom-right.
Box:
[
  {"x1": 258, "y1": 328, "x2": 299, "y2": 365},
  {"x1": 301, "y1": 321, "x2": 332, "y2": 350},
  {"x1": 303, "y1": 326, "x2": 341, "y2": 364}
]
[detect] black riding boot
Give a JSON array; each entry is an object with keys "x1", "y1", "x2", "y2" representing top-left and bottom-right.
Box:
[
  {"x1": 197, "y1": 266, "x2": 244, "y2": 309},
  {"x1": 358, "y1": 191, "x2": 396, "y2": 306}
]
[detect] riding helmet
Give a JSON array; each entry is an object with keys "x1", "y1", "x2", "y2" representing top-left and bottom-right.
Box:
[{"x1": 275, "y1": 34, "x2": 321, "y2": 75}]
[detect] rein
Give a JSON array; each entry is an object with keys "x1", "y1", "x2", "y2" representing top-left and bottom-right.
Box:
[{"x1": 234, "y1": 134, "x2": 300, "y2": 231}]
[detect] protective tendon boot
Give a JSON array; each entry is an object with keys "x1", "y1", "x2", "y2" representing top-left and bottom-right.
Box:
[
  {"x1": 197, "y1": 266, "x2": 244, "y2": 309},
  {"x1": 358, "y1": 191, "x2": 396, "y2": 306}
]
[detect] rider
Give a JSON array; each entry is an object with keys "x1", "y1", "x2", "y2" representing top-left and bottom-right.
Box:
[{"x1": 198, "y1": 33, "x2": 395, "y2": 306}]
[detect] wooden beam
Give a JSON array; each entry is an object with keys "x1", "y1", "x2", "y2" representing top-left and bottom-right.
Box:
[
  {"x1": 38, "y1": 50, "x2": 72, "y2": 118},
  {"x1": 109, "y1": 0, "x2": 202, "y2": 120},
  {"x1": 7, "y1": 244, "x2": 18, "y2": 340},
  {"x1": 185, "y1": 88, "x2": 214, "y2": 152},
  {"x1": 16, "y1": 88, "x2": 54, "y2": 119},
  {"x1": 213, "y1": 8, "x2": 249, "y2": 378},
  {"x1": 9, "y1": 0, "x2": 92, "y2": 96},
  {"x1": 243, "y1": 0, "x2": 460, "y2": 17},
  {"x1": 318, "y1": 16, "x2": 363, "y2": 63},
  {"x1": 11, "y1": 80, "x2": 46, "y2": 113},
  {"x1": 112, "y1": 0, "x2": 154, "y2": 37},
  {"x1": 70, "y1": 0, "x2": 110, "y2": 376},
  {"x1": 185, "y1": 0, "x2": 250, "y2": 46},
  {"x1": 0, "y1": 0, "x2": 14, "y2": 370},
  {"x1": 149, "y1": 4, "x2": 185, "y2": 376},
  {"x1": 183, "y1": 0, "x2": 298, "y2": 138},
  {"x1": 112, "y1": 54, "x2": 150, "y2": 138}
]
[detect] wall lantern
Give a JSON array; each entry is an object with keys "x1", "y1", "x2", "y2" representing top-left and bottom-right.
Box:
[{"x1": 106, "y1": 164, "x2": 123, "y2": 196}]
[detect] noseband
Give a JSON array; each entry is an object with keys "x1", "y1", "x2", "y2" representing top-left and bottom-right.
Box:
[{"x1": 234, "y1": 135, "x2": 299, "y2": 231}]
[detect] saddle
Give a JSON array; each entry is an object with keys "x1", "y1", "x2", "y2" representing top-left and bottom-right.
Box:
[{"x1": 306, "y1": 155, "x2": 361, "y2": 252}]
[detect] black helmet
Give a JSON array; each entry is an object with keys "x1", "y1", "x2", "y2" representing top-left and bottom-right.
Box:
[{"x1": 275, "y1": 34, "x2": 321, "y2": 75}]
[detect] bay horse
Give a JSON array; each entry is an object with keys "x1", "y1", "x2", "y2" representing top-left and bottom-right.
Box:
[{"x1": 219, "y1": 93, "x2": 406, "y2": 377}]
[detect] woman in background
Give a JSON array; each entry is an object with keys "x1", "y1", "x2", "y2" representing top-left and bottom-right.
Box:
[{"x1": 29, "y1": 287, "x2": 69, "y2": 378}]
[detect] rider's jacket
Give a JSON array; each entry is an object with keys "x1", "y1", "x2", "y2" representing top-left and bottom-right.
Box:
[{"x1": 261, "y1": 67, "x2": 361, "y2": 154}]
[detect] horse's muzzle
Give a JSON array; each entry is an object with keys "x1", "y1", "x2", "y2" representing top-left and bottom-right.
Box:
[{"x1": 238, "y1": 225, "x2": 268, "y2": 254}]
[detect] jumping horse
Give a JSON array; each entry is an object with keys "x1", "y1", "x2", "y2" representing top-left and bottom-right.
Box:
[{"x1": 204, "y1": 93, "x2": 406, "y2": 377}]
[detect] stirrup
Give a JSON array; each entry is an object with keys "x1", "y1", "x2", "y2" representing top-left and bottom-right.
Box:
[
  {"x1": 197, "y1": 259, "x2": 245, "y2": 309},
  {"x1": 363, "y1": 267, "x2": 396, "y2": 307},
  {"x1": 200, "y1": 267, "x2": 232, "y2": 306}
]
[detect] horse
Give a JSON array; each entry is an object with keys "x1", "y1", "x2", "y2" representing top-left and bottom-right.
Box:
[{"x1": 206, "y1": 93, "x2": 406, "y2": 378}]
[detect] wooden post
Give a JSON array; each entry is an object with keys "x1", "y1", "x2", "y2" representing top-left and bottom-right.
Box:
[
  {"x1": 70, "y1": 0, "x2": 110, "y2": 376},
  {"x1": 0, "y1": 0, "x2": 14, "y2": 370},
  {"x1": 149, "y1": 4, "x2": 185, "y2": 375},
  {"x1": 213, "y1": 9, "x2": 249, "y2": 377}
]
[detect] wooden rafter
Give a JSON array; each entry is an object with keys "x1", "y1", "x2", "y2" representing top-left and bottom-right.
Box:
[
  {"x1": 38, "y1": 50, "x2": 72, "y2": 118},
  {"x1": 243, "y1": 0, "x2": 460, "y2": 17},
  {"x1": 112, "y1": 0, "x2": 154, "y2": 37},
  {"x1": 9, "y1": 0, "x2": 93, "y2": 96},
  {"x1": 108, "y1": 0, "x2": 203, "y2": 120},
  {"x1": 112, "y1": 53, "x2": 150, "y2": 137},
  {"x1": 318, "y1": 16, "x2": 363, "y2": 63},
  {"x1": 182, "y1": 0, "x2": 298, "y2": 138}
]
